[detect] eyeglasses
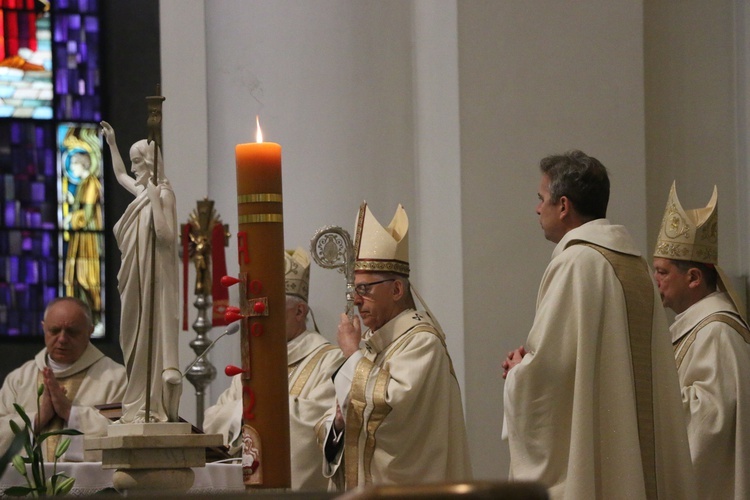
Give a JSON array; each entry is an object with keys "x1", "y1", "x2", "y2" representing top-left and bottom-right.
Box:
[{"x1": 354, "y1": 279, "x2": 395, "y2": 297}]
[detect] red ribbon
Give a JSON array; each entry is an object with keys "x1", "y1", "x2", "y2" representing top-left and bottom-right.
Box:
[{"x1": 211, "y1": 223, "x2": 229, "y2": 326}]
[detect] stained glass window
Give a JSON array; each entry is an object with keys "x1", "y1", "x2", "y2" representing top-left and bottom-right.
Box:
[{"x1": 0, "y1": 0, "x2": 103, "y2": 337}]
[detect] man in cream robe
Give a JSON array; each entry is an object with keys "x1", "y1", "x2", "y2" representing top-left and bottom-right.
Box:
[
  {"x1": 503, "y1": 151, "x2": 694, "y2": 500},
  {"x1": 203, "y1": 249, "x2": 344, "y2": 491},
  {"x1": 0, "y1": 298, "x2": 126, "y2": 461},
  {"x1": 653, "y1": 183, "x2": 750, "y2": 499},
  {"x1": 204, "y1": 327, "x2": 343, "y2": 490},
  {"x1": 666, "y1": 292, "x2": 750, "y2": 499},
  {"x1": 323, "y1": 203, "x2": 472, "y2": 490}
]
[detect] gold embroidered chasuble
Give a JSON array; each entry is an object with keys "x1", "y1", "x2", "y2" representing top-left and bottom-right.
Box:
[
  {"x1": 503, "y1": 219, "x2": 695, "y2": 500},
  {"x1": 325, "y1": 309, "x2": 471, "y2": 490},
  {"x1": 0, "y1": 344, "x2": 126, "y2": 461},
  {"x1": 669, "y1": 292, "x2": 750, "y2": 500},
  {"x1": 203, "y1": 331, "x2": 344, "y2": 490}
]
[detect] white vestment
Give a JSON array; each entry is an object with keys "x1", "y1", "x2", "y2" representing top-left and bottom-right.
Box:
[
  {"x1": 324, "y1": 309, "x2": 472, "y2": 490},
  {"x1": 113, "y1": 182, "x2": 181, "y2": 423},
  {"x1": 504, "y1": 219, "x2": 695, "y2": 500},
  {"x1": 671, "y1": 291, "x2": 750, "y2": 500},
  {"x1": 0, "y1": 344, "x2": 126, "y2": 461},
  {"x1": 203, "y1": 331, "x2": 344, "y2": 490}
]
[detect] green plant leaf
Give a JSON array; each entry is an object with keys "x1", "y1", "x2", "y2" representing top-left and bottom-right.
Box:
[
  {"x1": 37, "y1": 383, "x2": 44, "y2": 397},
  {"x1": 11, "y1": 404, "x2": 31, "y2": 430},
  {"x1": 38, "y1": 428, "x2": 83, "y2": 443},
  {"x1": 3, "y1": 485, "x2": 34, "y2": 496},
  {"x1": 8, "y1": 419, "x2": 22, "y2": 436}
]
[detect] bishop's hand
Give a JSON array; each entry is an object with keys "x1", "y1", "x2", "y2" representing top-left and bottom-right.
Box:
[{"x1": 338, "y1": 313, "x2": 362, "y2": 358}]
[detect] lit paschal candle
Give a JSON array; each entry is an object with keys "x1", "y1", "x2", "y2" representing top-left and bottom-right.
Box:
[{"x1": 234, "y1": 116, "x2": 290, "y2": 488}]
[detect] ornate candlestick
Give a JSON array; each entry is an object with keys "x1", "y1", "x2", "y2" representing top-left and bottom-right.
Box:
[{"x1": 182, "y1": 199, "x2": 229, "y2": 429}]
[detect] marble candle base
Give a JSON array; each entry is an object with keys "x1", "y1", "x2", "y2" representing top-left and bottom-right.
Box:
[{"x1": 85, "y1": 423, "x2": 223, "y2": 494}]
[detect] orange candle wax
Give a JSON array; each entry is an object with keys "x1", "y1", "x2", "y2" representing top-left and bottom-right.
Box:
[{"x1": 234, "y1": 121, "x2": 289, "y2": 489}]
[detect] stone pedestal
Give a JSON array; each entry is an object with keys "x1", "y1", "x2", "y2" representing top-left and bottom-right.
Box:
[{"x1": 85, "y1": 423, "x2": 223, "y2": 494}]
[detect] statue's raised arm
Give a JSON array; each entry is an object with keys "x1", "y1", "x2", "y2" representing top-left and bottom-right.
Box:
[{"x1": 101, "y1": 121, "x2": 139, "y2": 196}]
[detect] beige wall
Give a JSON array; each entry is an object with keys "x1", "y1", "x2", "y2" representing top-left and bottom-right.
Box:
[
  {"x1": 645, "y1": 0, "x2": 747, "y2": 311},
  {"x1": 458, "y1": 0, "x2": 647, "y2": 479},
  {"x1": 161, "y1": 0, "x2": 749, "y2": 483}
]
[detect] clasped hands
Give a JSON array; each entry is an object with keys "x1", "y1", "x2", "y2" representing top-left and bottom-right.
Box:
[
  {"x1": 36, "y1": 367, "x2": 72, "y2": 429},
  {"x1": 502, "y1": 345, "x2": 527, "y2": 379},
  {"x1": 332, "y1": 313, "x2": 364, "y2": 433}
]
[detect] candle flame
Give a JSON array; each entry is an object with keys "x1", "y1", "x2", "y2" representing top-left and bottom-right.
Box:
[{"x1": 255, "y1": 115, "x2": 263, "y2": 143}]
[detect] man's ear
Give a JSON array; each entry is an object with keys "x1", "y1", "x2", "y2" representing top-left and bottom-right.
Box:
[
  {"x1": 686, "y1": 267, "x2": 703, "y2": 289},
  {"x1": 391, "y1": 279, "x2": 405, "y2": 301},
  {"x1": 558, "y1": 195, "x2": 571, "y2": 219},
  {"x1": 296, "y1": 303, "x2": 307, "y2": 319}
]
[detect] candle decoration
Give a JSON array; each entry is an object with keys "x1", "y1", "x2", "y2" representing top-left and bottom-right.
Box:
[{"x1": 223, "y1": 116, "x2": 290, "y2": 488}]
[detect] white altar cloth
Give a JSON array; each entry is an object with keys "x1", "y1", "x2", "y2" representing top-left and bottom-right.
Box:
[{"x1": 0, "y1": 461, "x2": 244, "y2": 495}]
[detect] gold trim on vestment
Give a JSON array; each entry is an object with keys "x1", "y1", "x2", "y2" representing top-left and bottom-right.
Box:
[
  {"x1": 363, "y1": 368, "x2": 391, "y2": 486},
  {"x1": 575, "y1": 242, "x2": 657, "y2": 500},
  {"x1": 345, "y1": 357, "x2": 375, "y2": 490},
  {"x1": 359, "y1": 323, "x2": 453, "y2": 485},
  {"x1": 674, "y1": 313, "x2": 750, "y2": 370},
  {"x1": 288, "y1": 360, "x2": 302, "y2": 377},
  {"x1": 289, "y1": 345, "x2": 337, "y2": 398},
  {"x1": 238, "y1": 214, "x2": 283, "y2": 224},
  {"x1": 237, "y1": 193, "x2": 283, "y2": 204}
]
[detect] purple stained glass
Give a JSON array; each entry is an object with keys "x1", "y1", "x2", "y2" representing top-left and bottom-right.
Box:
[
  {"x1": 15, "y1": 284, "x2": 29, "y2": 309},
  {"x1": 43, "y1": 149, "x2": 55, "y2": 176},
  {"x1": 45, "y1": 261, "x2": 55, "y2": 281},
  {"x1": 5, "y1": 201, "x2": 16, "y2": 227},
  {"x1": 42, "y1": 232, "x2": 51, "y2": 257},
  {"x1": 21, "y1": 233, "x2": 31, "y2": 252},
  {"x1": 55, "y1": 63, "x2": 69, "y2": 94},
  {"x1": 55, "y1": 14, "x2": 68, "y2": 42},
  {"x1": 85, "y1": 15, "x2": 98, "y2": 31},
  {"x1": 8, "y1": 256, "x2": 19, "y2": 282},
  {"x1": 35, "y1": 126, "x2": 45, "y2": 147},
  {"x1": 0, "y1": 284, "x2": 8, "y2": 305},
  {"x1": 44, "y1": 286, "x2": 56, "y2": 305},
  {"x1": 10, "y1": 123, "x2": 22, "y2": 145},
  {"x1": 30, "y1": 182, "x2": 44, "y2": 202},
  {"x1": 31, "y1": 211, "x2": 42, "y2": 228},
  {"x1": 25, "y1": 259, "x2": 38, "y2": 284},
  {"x1": 1, "y1": 3, "x2": 104, "y2": 338},
  {"x1": 69, "y1": 14, "x2": 81, "y2": 31}
]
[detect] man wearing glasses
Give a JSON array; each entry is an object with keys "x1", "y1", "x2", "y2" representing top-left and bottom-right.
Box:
[{"x1": 321, "y1": 202, "x2": 471, "y2": 490}]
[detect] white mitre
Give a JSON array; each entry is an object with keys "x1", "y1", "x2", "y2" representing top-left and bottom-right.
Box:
[
  {"x1": 654, "y1": 181, "x2": 745, "y2": 321},
  {"x1": 285, "y1": 247, "x2": 311, "y2": 302},
  {"x1": 654, "y1": 181, "x2": 718, "y2": 264},
  {"x1": 353, "y1": 202, "x2": 410, "y2": 277}
]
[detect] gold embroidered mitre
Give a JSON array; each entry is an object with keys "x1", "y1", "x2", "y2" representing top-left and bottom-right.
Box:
[
  {"x1": 654, "y1": 182, "x2": 718, "y2": 264},
  {"x1": 285, "y1": 247, "x2": 311, "y2": 302},
  {"x1": 353, "y1": 202, "x2": 410, "y2": 276}
]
